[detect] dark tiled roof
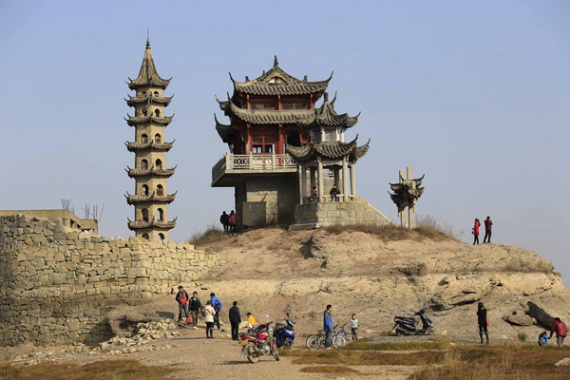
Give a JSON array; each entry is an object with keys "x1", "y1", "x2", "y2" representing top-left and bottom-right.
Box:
[
  {"x1": 125, "y1": 141, "x2": 174, "y2": 152},
  {"x1": 127, "y1": 218, "x2": 177, "y2": 231},
  {"x1": 286, "y1": 136, "x2": 370, "y2": 162},
  {"x1": 296, "y1": 92, "x2": 359, "y2": 129},
  {"x1": 128, "y1": 41, "x2": 171, "y2": 90},
  {"x1": 230, "y1": 102, "x2": 314, "y2": 124},
  {"x1": 125, "y1": 94, "x2": 173, "y2": 107},
  {"x1": 125, "y1": 166, "x2": 176, "y2": 178},
  {"x1": 125, "y1": 115, "x2": 174, "y2": 127},
  {"x1": 231, "y1": 58, "x2": 332, "y2": 96}
]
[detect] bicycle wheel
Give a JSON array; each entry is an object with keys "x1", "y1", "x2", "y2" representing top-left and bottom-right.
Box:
[
  {"x1": 306, "y1": 335, "x2": 321, "y2": 350},
  {"x1": 332, "y1": 335, "x2": 346, "y2": 347}
]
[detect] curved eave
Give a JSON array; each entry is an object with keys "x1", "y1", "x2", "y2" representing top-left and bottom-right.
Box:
[
  {"x1": 214, "y1": 114, "x2": 234, "y2": 143},
  {"x1": 125, "y1": 95, "x2": 173, "y2": 107},
  {"x1": 125, "y1": 193, "x2": 177, "y2": 205},
  {"x1": 127, "y1": 77, "x2": 171, "y2": 90},
  {"x1": 314, "y1": 140, "x2": 358, "y2": 159},
  {"x1": 215, "y1": 94, "x2": 231, "y2": 112},
  {"x1": 233, "y1": 81, "x2": 330, "y2": 96},
  {"x1": 125, "y1": 115, "x2": 174, "y2": 127},
  {"x1": 127, "y1": 218, "x2": 177, "y2": 231},
  {"x1": 125, "y1": 141, "x2": 174, "y2": 152},
  {"x1": 126, "y1": 167, "x2": 176, "y2": 178},
  {"x1": 350, "y1": 138, "x2": 370, "y2": 161},
  {"x1": 285, "y1": 144, "x2": 314, "y2": 162}
]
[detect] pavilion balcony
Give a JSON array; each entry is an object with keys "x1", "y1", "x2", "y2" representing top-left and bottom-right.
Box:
[{"x1": 212, "y1": 152, "x2": 298, "y2": 187}]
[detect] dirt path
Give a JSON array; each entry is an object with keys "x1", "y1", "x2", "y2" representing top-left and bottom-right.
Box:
[{"x1": 0, "y1": 325, "x2": 419, "y2": 380}]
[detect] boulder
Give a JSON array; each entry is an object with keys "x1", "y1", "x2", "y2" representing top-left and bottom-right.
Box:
[
  {"x1": 527, "y1": 301, "x2": 556, "y2": 327},
  {"x1": 503, "y1": 310, "x2": 534, "y2": 326}
]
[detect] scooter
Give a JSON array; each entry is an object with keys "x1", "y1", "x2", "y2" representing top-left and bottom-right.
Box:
[
  {"x1": 393, "y1": 308, "x2": 434, "y2": 335},
  {"x1": 240, "y1": 321, "x2": 279, "y2": 363},
  {"x1": 273, "y1": 312, "x2": 295, "y2": 349}
]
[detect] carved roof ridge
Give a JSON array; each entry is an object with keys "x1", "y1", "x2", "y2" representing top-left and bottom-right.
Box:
[{"x1": 128, "y1": 40, "x2": 171, "y2": 90}]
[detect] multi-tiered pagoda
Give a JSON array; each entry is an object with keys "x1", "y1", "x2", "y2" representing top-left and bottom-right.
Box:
[
  {"x1": 212, "y1": 57, "x2": 390, "y2": 229},
  {"x1": 124, "y1": 40, "x2": 177, "y2": 240}
]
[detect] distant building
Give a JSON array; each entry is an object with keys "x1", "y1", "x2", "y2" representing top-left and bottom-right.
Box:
[
  {"x1": 212, "y1": 57, "x2": 391, "y2": 229},
  {"x1": 124, "y1": 40, "x2": 177, "y2": 240},
  {"x1": 0, "y1": 209, "x2": 98, "y2": 234}
]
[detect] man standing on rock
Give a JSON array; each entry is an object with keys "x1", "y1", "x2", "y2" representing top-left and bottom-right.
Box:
[
  {"x1": 189, "y1": 291, "x2": 202, "y2": 330},
  {"x1": 229, "y1": 301, "x2": 241, "y2": 341},
  {"x1": 323, "y1": 305, "x2": 334, "y2": 349},
  {"x1": 210, "y1": 293, "x2": 223, "y2": 330},
  {"x1": 550, "y1": 317, "x2": 567, "y2": 348},
  {"x1": 483, "y1": 216, "x2": 493, "y2": 243}
]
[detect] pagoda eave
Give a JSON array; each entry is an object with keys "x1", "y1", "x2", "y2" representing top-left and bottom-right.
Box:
[
  {"x1": 126, "y1": 168, "x2": 176, "y2": 178},
  {"x1": 127, "y1": 219, "x2": 177, "y2": 231}
]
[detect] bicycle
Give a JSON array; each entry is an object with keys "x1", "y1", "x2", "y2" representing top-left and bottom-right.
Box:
[
  {"x1": 306, "y1": 323, "x2": 348, "y2": 350},
  {"x1": 332, "y1": 323, "x2": 348, "y2": 347}
]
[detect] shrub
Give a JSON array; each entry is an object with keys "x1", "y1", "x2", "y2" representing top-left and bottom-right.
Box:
[
  {"x1": 518, "y1": 332, "x2": 527, "y2": 342},
  {"x1": 187, "y1": 223, "x2": 229, "y2": 245}
]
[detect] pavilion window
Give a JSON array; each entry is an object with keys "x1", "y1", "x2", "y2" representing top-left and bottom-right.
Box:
[
  {"x1": 158, "y1": 233, "x2": 165, "y2": 240},
  {"x1": 154, "y1": 109, "x2": 160, "y2": 117},
  {"x1": 154, "y1": 91, "x2": 159, "y2": 96},
  {"x1": 157, "y1": 208, "x2": 164, "y2": 221},
  {"x1": 141, "y1": 134, "x2": 148, "y2": 143},
  {"x1": 156, "y1": 184, "x2": 164, "y2": 196},
  {"x1": 142, "y1": 208, "x2": 149, "y2": 222},
  {"x1": 155, "y1": 159, "x2": 163, "y2": 169},
  {"x1": 142, "y1": 233, "x2": 150, "y2": 240},
  {"x1": 142, "y1": 185, "x2": 149, "y2": 196},
  {"x1": 155, "y1": 133, "x2": 162, "y2": 143},
  {"x1": 141, "y1": 159, "x2": 148, "y2": 170},
  {"x1": 142, "y1": 109, "x2": 148, "y2": 116}
]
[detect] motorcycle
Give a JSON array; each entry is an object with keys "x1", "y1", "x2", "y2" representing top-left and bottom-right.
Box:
[
  {"x1": 273, "y1": 312, "x2": 295, "y2": 349},
  {"x1": 240, "y1": 321, "x2": 280, "y2": 363},
  {"x1": 393, "y1": 308, "x2": 434, "y2": 335}
]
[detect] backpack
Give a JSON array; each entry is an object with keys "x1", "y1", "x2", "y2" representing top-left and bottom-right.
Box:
[{"x1": 178, "y1": 291, "x2": 188, "y2": 304}]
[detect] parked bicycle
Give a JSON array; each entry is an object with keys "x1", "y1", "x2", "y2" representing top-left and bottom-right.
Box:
[{"x1": 306, "y1": 323, "x2": 348, "y2": 350}]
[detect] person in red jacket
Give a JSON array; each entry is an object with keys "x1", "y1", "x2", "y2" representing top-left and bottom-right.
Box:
[
  {"x1": 483, "y1": 216, "x2": 493, "y2": 243},
  {"x1": 228, "y1": 210, "x2": 238, "y2": 236},
  {"x1": 472, "y1": 218, "x2": 480, "y2": 245},
  {"x1": 550, "y1": 317, "x2": 567, "y2": 348}
]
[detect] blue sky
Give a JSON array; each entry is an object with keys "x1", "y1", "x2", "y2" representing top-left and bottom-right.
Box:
[{"x1": 1, "y1": 1, "x2": 569, "y2": 287}]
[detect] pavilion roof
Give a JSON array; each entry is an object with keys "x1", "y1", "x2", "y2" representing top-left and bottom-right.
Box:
[
  {"x1": 127, "y1": 218, "x2": 177, "y2": 231},
  {"x1": 125, "y1": 191, "x2": 177, "y2": 205},
  {"x1": 287, "y1": 136, "x2": 369, "y2": 162},
  {"x1": 125, "y1": 140, "x2": 174, "y2": 152},
  {"x1": 230, "y1": 56, "x2": 332, "y2": 96},
  {"x1": 125, "y1": 166, "x2": 176, "y2": 178},
  {"x1": 127, "y1": 40, "x2": 171, "y2": 90}
]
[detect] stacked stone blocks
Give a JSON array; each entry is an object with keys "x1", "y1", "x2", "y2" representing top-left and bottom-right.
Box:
[{"x1": 0, "y1": 215, "x2": 217, "y2": 346}]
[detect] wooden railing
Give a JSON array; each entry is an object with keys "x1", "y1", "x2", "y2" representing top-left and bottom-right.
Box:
[{"x1": 212, "y1": 153, "x2": 298, "y2": 184}]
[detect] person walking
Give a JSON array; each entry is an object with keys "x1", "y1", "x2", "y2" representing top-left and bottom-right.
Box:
[
  {"x1": 477, "y1": 302, "x2": 489, "y2": 344},
  {"x1": 483, "y1": 216, "x2": 493, "y2": 243},
  {"x1": 210, "y1": 292, "x2": 223, "y2": 330},
  {"x1": 228, "y1": 210, "x2": 237, "y2": 236},
  {"x1": 220, "y1": 211, "x2": 229, "y2": 233},
  {"x1": 203, "y1": 300, "x2": 216, "y2": 339},
  {"x1": 550, "y1": 317, "x2": 567, "y2": 348},
  {"x1": 472, "y1": 218, "x2": 481, "y2": 245},
  {"x1": 175, "y1": 286, "x2": 190, "y2": 325},
  {"x1": 323, "y1": 305, "x2": 334, "y2": 349},
  {"x1": 188, "y1": 291, "x2": 202, "y2": 329},
  {"x1": 229, "y1": 301, "x2": 241, "y2": 341}
]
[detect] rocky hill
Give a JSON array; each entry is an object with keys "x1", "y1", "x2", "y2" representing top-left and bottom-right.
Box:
[{"x1": 111, "y1": 227, "x2": 570, "y2": 343}]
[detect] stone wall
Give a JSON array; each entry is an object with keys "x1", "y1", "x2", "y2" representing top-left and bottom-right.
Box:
[
  {"x1": 291, "y1": 195, "x2": 393, "y2": 229},
  {"x1": 0, "y1": 214, "x2": 217, "y2": 347}
]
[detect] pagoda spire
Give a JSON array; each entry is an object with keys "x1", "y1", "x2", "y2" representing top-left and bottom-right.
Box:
[{"x1": 124, "y1": 41, "x2": 177, "y2": 241}]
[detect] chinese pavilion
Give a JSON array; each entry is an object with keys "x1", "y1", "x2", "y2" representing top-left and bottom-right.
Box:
[
  {"x1": 124, "y1": 40, "x2": 177, "y2": 240},
  {"x1": 212, "y1": 57, "x2": 391, "y2": 229}
]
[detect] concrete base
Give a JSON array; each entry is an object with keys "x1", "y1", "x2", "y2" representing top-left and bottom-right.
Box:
[{"x1": 291, "y1": 196, "x2": 393, "y2": 228}]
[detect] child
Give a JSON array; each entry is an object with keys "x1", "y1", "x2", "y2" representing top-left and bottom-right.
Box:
[
  {"x1": 538, "y1": 331, "x2": 550, "y2": 346},
  {"x1": 350, "y1": 313, "x2": 361, "y2": 340},
  {"x1": 247, "y1": 312, "x2": 256, "y2": 329}
]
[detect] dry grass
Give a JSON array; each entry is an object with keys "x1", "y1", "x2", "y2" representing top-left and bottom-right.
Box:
[
  {"x1": 187, "y1": 223, "x2": 230, "y2": 245},
  {"x1": 300, "y1": 365, "x2": 359, "y2": 373},
  {"x1": 322, "y1": 219, "x2": 458, "y2": 243},
  {"x1": 282, "y1": 341, "x2": 570, "y2": 378},
  {"x1": 0, "y1": 360, "x2": 176, "y2": 380}
]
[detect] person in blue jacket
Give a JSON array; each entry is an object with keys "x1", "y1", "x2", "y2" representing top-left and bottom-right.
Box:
[
  {"x1": 323, "y1": 304, "x2": 334, "y2": 349},
  {"x1": 210, "y1": 292, "x2": 223, "y2": 330}
]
